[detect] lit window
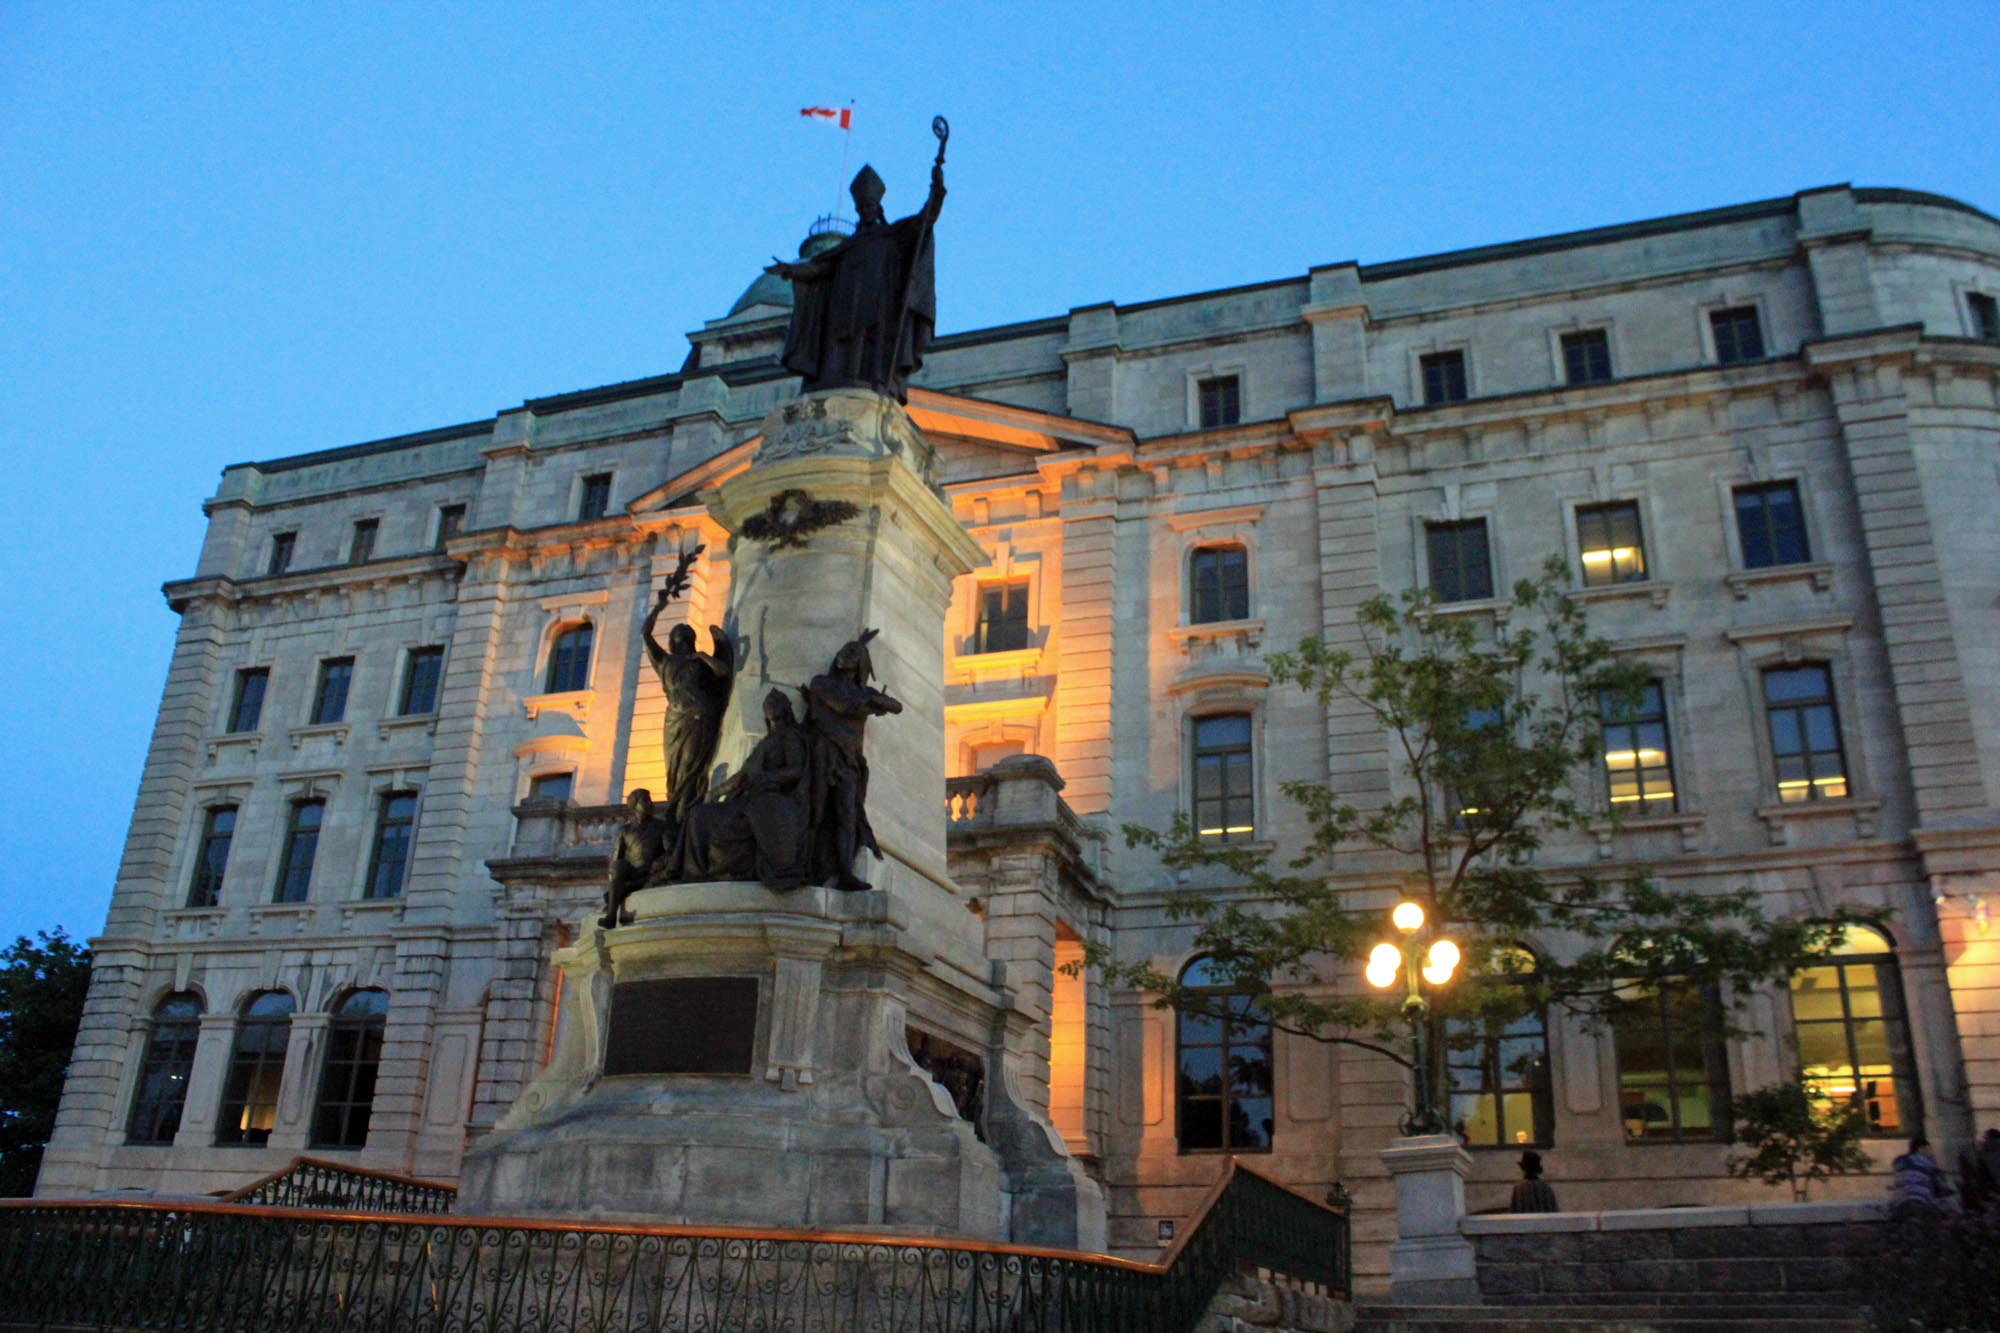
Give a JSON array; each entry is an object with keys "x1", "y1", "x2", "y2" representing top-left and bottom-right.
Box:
[
  {"x1": 578, "y1": 473, "x2": 612, "y2": 521},
  {"x1": 364, "y1": 792, "x2": 418, "y2": 900},
  {"x1": 125, "y1": 993, "x2": 202, "y2": 1145},
  {"x1": 1763, "y1": 665, "x2": 1847, "y2": 803},
  {"x1": 1561, "y1": 329, "x2": 1613, "y2": 385},
  {"x1": 1420, "y1": 350, "x2": 1469, "y2": 404},
  {"x1": 1790, "y1": 925, "x2": 1919, "y2": 1136},
  {"x1": 1576, "y1": 501, "x2": 1646, "y2": 585},
  {"x1": 273, "y1": 799, "x2": 324, "y2": 904},
  {"x1": 1426, "y1": 519, "x2": 1493, "y2": 603},
  {"x1": 398, "y1": 646, "x2": 444, "y2": 716},
  {"x1": 310, "y1": 658, "x2": 354, "y2": 725},
  {"x1": 1446, "y1": 950, "x2": 1552, "y2": 1147},
  {"x1": 1197, "y1": 375, "x2": 1241, "y2": 428},
  {"x1": 1734, "y1": 481, "x2": 1810, "y2": 568},
  {"x1": 973, "y1": 581, "x2": 1030, "y2": 654},
  {"x1": 268, "y1": 532, "x2": 296, "y2": 575},
  {"x1": 1600, "y1": 682, "x2": 1676, "y2": 814},
  {"x1": 1192, "y1": 714, "x2": 1254, "y2": 844},
  {"x1": 1710, "y1": 306, "x2": 1765, "y2": 364},
  {"x1": 435, "y1": 504, "x2": 466, "y2": 550},
  {"x1": 1176, "y1": 957, "x2": 1273, "y2": 1153},
  {"x1": 1189, "y1": 544, "x2": 1250, "y2": 624},
  {"x1": 1610, "y1": 975, "x2": 1730, "y2": 1141},
  {"x1": 348, "y1": 518, "x2": 378, "y2": 564},
  {"x1": 545, "y1": 624, "x2": 594, "y2": 693},
  {"x1": 227, "y1": 668, "x2": 268, "y2": 734},
  {"x1": 1970, "y1": 292, "x2": 2000, "y2": 342},
  {"x1": 526, "y1": 773, "x2": 574, "y2": 804},
  {"x1": 311, "y1": 990, "x2": 388, "y2": 1149},
  {"x1": 187, "y1": 806, "x2": 236, "y2": 908},
  {"x1": 215, "y1": 992, "x2": 293, "y2": 1147}
]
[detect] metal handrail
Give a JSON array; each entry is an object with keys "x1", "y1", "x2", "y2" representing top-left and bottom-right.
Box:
[
  {"x1": 220, "y1": 1154, "x2": 458, "y2": 1214},
  {"x1": 1, "y1": 1158, "x2": 1346, "y2": 1330}
]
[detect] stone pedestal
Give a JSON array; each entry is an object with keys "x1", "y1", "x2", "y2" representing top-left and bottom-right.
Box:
[
  {"x1": 1380, "y1": 1133, "x2": 1478, "y2": 1304},
  {"x1": 459, "y1": 391, "x2": 1103, "y2": 1249}
]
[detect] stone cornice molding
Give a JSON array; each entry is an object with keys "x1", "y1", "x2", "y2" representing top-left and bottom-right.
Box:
[{"x1": 164, "y1": 552, "x2": 464, "y2": 612}]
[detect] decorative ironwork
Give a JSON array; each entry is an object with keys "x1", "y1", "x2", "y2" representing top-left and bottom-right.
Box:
[
  {"x1": 221, "y1": 1154, "x2": 458, "y2": 1214},
  {"x1": 1, "y1": 1160, "x2": 1344, "y2": 1330}
]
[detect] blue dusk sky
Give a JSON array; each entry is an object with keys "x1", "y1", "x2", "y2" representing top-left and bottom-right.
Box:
[{"x1": 4, "y1": 3, "x2": 1997, "y2": 947}]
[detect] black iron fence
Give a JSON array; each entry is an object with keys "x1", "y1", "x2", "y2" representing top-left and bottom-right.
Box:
[
  {"x1": 221, "y1": 1155, "x2": 458, "y2": 1214},
  {"x1": 0, "y1": 1160, "x2": 1345, "y2": 1331}
]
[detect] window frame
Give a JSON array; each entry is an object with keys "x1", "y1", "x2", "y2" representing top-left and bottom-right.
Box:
[
  {"x1": 363, "y1": 791, "x2": 418, "y2": 900},
  {"x1": 1788, "y1": 925, "x2": 1921, "y2": 1138},
  {"x1": 273, "y1": 798, "x2": 325, "y2": 904},
  {"x1": 1732, "y1": 480, "x2": 1812, "y2": 570},
  {"x1": 1175, "y1": 957, "x2": 1275, "y2": 1155},
  {"x1": 434, "y1": 503, "x2": 467, "y2": 551},
  {"x1": 1575, "y1": 500, "x2": 1647, "y2": 586},
  {"x1": 347, "y1": 518, "x2": 379, "y2": 565},
  {"x1": 544, "y1": 622, "x2": 595, "y2": 694},
  {"x1": 1707, "y1": 303, "x2": 1768, "y2": 365},
  {"x1": 398, "y1": 646, "x2": 445, "y2": 716},
  {"x1": 1419, "y1": 348, "x2": 1471, "y2": 405},
  {"x1": 309, "y1": 657, "x2": 354, "y2": 726},
  {"x1": 1559, "y1": 328, "x2": 1614, "y2": 386},
  {"x1": 267, "y1": 531, "x2": 297, "y2": 575},
  {"x1": 1609, "y1": 974, "x2": 1732, "y2": 1143},
  {"x1": 1444, "y1": 957, "x2": 1554, "y2": 1149},
  {"x1": 1599, "y1": 680, "x2": 1678, "y2": 816},
  {"x1": 1190, "y1": 712, "x2": 1256, "y2": 845},
  {"x1": 1196, "y1": 374, "x2": 1241, "y2": 429},
  {"x1": 186, "y1": 804, "x2": 237, "y2": 908},
  {"x1": 310, "y1": 989, "x2": 388, "y2": 1150},
  {"x1": 525, "y1": 772, "x2": 575, "y2": 805},
  {"x1": 227, "y1": 668, "x2": 269, "y2": 734},
  {"x1": 577, "y1": 472, "x2": 613, "y2": 521},
  {"x1": 1188, "y1": 543, "x2": 1252, "y2": 625},
  {"x1": 214, "y1": 991, "x2": 294, "y2": 1147},
  {"x1": 1965, "y1": 290, "x2": 2000, "y2": 342},
  {"x1": 1424, "y1": 518, "x2": 1495, "y2": 604},
  {"x1": 1762, "y1": 663, "x2": 1849, "y2": 804},
  {"x1": 125, "y1": 992, "x2": 203, "y2": 1146},
  {"x1": 972, "y1": 579, "x2": 1032, "y2": 655}
]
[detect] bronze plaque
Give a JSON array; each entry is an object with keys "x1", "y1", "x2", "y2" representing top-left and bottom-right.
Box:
[{"x1": 602, "y1": 976, "x2": 759, "y2": 1076}]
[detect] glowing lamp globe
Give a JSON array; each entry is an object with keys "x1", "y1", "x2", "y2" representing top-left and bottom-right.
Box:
[
  {"x1": 1391, "y1": 901, "x2": 1426, "y2": 934},
  {"x1": 1365, "y1": 942, "x2": 1401, "y2": 989},
  {"x1": 1422, "y1": 938, "x2": 1461, "y2": 985}
]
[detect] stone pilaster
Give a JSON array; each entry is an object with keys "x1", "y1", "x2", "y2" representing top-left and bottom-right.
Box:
[{"x1": 1052, "y1": 494, "x2": 1117, "y2": 814}]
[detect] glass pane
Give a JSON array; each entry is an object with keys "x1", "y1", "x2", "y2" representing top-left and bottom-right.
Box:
[
  {"x1": 1179, "y1": 1009, "x2": 1223, "y2": 1046},
  {"x1": 1498, "y1": 1092, "x2": 1540, "y2": 1145},
  {"x1": 1196, "y1": 715, "x2": 1251, "y2": 748},
  {"x1": 1796, "y1": 1021, "x2": 1852, "y2": 1074},
  {"x1": 246, "y1": 993, "x2": 294, "y2": 1020},
  {"x1": 1229, "y1": 1050, "x2": 1273, "y2": 1097},
  {"x1": 1230, "y1": 1097, "x2": 1273, "y2": 1149},
  {"x1": 1178, "y1": 1046, "x2": 1223, "y2": 1093},
  {"x1": 1842, "y1": 965, "x2": 1884, "y2": 1018},
  {"x1": 1849, "y1": 1018, "x2": 1893, "y2": 1067},
  {"x1": 1180, "y1": 1098, "x2": 1222, "y2": 1150},
  {"x1": 1451, "y1": 1092, "x2": 1499, "y2": 1145}
]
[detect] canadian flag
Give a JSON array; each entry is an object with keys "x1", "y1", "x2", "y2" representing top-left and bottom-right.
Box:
[{"x1": 800, "y1": 105, "x2": 852, "y2": 130}]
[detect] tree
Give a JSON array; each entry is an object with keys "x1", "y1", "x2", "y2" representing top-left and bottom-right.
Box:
[
  {"x1": 0, "y1": 929, "x2": 92, "y2": 1196},
  {"x1": 1088, "y1": 559, "x2": 1878, "y2": 1099},
  {"x1": 1726, "y1": 1082, "x2": 1871, "y2": 1201}
]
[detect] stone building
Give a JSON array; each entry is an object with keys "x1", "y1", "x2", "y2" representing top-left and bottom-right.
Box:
[{"x1": 39, "y1": 185, "x2": 2000, "y2": 1284}]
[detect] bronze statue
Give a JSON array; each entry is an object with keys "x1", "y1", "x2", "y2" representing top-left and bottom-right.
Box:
[
  {"x1": 644, "y1": 547, "x2": 735, "y2": 821},
  {"x1": 601, "y1": 789, "x2": 673, "y2": 928},
  {"x1": 766, "y1": 118, "x2": 948, "y2": 405},
  {"x1": 673, "y1": 689, "x2": 814, "y2": 888},
  {"x1": 806, "y1": 630, "x2": 904, "y2": 891}
]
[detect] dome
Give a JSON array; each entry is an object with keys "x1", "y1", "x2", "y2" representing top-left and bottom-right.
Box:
[{"x1": 725, "y1": 216, "x2": 854, "y2": 318}]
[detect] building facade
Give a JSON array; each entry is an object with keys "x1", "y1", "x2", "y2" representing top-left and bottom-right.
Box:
[{"x1": 40, "y1": 185, "x2": 2000, "y2": 1283}]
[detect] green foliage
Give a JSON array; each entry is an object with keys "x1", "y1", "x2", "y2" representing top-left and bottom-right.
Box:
[
  {"x1": 0, "y1": 930, "x2": 92, "y2": 1196},
  {"x1": 1725, "y1": 1082, "x2": 1872, "y2": 1201},
  {"x1": 1081, "y1": 557, "x2": 1882, "y2": 1055}
]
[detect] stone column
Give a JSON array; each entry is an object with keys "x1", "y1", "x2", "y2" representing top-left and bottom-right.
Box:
[{"x1": 1380, "y1": 1133, "x2": 1479, "y2": 1305}]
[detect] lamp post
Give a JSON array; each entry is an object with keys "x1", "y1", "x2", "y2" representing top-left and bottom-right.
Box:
[{"x1": 1366, "y1": 900, "x2": 1461, "y2": 1137}]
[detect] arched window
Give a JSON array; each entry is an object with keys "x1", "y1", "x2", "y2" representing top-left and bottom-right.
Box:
[
  {"x1": 1188, "y1": 544, "x2": 1249, "y2": 624},
  {"x1": 312, "y1": 989, "x2": 389, "y2": 1149},
  {"x1": 1175, "y1": 957, "x2": 1273, "y2": 1153},
  {"x1": 215, "y1": 991, "x2": 294, "y2": 1147},
  {"x1": 1444, "y1": 948, "x2": 1553, "y2": 1147},
  {"x1": 126, "y1": 993, "x2": 202, "y2": 1145},
  {"x1": 1609, "y1": 964, "x2": 1729, "y2": 1143},
  {"x1": 545, "y1": 623, "x2": 594, "y2": 693},
  {"x1": 1791, "y1": 925, "x2": 1920, "y2": 1135}
]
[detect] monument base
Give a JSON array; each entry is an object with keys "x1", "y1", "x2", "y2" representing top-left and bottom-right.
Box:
[{"x1": 457, "y1": 876, "x2": 1102, "y2": 1247}]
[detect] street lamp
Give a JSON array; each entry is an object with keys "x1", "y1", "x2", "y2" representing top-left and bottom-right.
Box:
[{"x1": 1366, "y1": 899, "x2": 1460, "y2": 1136}]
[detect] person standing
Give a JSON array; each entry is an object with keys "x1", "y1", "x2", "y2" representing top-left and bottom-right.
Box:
[{"x1": 1510, "y1": 1150, "x2": 1559, "y2": 1213}]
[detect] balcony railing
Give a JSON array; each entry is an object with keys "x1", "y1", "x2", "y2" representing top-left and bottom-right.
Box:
[
  {"x1": 0, "y1": 1160, "x2": 1345, "y2": 1331},
  {"x1": 220, "y1": 1154, "x2": 457, "y2": 1215}
]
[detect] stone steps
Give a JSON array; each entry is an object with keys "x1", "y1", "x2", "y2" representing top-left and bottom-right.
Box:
[{"x1": 1352, "y1": 1303, "x2": 1869, "y2": 1333}]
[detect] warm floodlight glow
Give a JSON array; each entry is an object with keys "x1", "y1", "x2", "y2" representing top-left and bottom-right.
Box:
[
  {"x1": 1423, "y1": 938, "x2": 1461, "y2": 985},
  {"x1": 1392, "y1": 901, "x2": 1425, "y2": 933},
  {"x1": 1366, "y1": 942, "x2": 1401, "y2": 989}
]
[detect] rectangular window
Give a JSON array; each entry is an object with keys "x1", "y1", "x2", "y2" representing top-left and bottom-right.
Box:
[
  {"x1": 1709, "y1": 305, "x2": 1766, "y2": 364},
  {"x1": 1420, "y1": 350, "x2": 1469, "y2": 404},
  {"x1": 1426, "y1": 519, "x2": 1493, "y2": 603},
  {"x1": 227, "y1": 668, "x2": 268, "y2": 734},
  {"x1": 526, "y1": 773, "x2": 574, "y2": 803},
  {"x1": 347, "y1": 519, "x2": 377, "y2": 564},
  {"x1": 398, "y1": 646, "x2": 444, "y2": 715},
  {"x1": 973, "y1": 581, "x2": 1031, "y2": 654},
  {"x1": 1189, "y1": 544, "x2": 1250, "y2": 624},
  {"x1": 268, "y1": 532, "x2": 296, "y2": 575},
  {"x1": 1561, "y1": 329, "x2": 1613, "y2": 385},
  {"x1": 310, "y1": 658, "x2": 354, "y2": 725},
  {"x1": 1611, "y1": 978, "x2": 1731, "y2": 1141},
  {"x1": 434, "y1": 503, "x2": 466, "y2": 550},
  {"x1": 1733, "y1": 481, "x2": 1810, "y2": 568},
  {"x1": 364, "y1": 792, "x2": 418, "y2": 900},
  {"x1": 1576, "y1": 501, "x2": 1646, "y2": 586},
  {"x1": 1968, "y1": 291, "x2": 2000, "y2": 342},
  {"x1": 1601, "y1": 682, "x2": 1677, "y2": 814},
  {"x1": 187, "y1": 806, "x2": 236, "y2": 908},
  {"x1": 1197, "y1": 375, "x2": 1241, "y2": 429},
  {"x1": 274, "y1": 799, "x2": 324, "y2": 903},
  {"x1": 1445, "y1": 996, "x2": 1553, "y2": 1148},
  {"x1": 579, "y1": 473, "x2": 612, "y2": 520},
  {"x1": 1764, "y1": 664, "x2": 1848, "y2": 803},
  {"x1": 1192, "y1": 714, "x2": 1255, "y2": 844}
]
